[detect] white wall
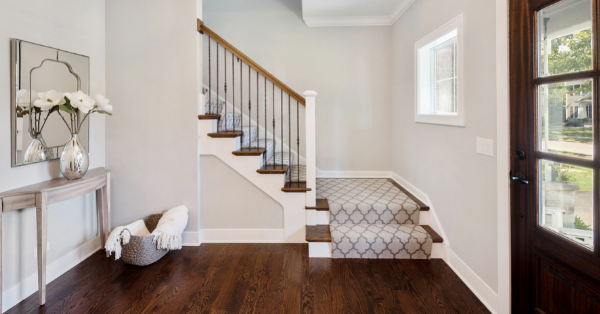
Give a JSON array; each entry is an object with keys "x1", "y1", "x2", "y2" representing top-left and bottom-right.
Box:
[
  {"x1": 391, "y1": 0, "x2": 498, "y2": 298},
  {"x1": 0, "y1": 0, "x2": 106, "y2": 310},
  {"x1": 105, "y1": 0, "x2": 200, "y2": 237},
  {"x1": 203, "y1": 0, "x2": 393, "y2": 173},
  {"x1": 200, "y1": 156, "x2": 282, "y2": 229}
]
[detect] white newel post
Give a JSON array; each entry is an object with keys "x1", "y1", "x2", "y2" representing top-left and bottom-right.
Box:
[{"x1": 304, "y1": 91, "x2": 317, "y2": 212}]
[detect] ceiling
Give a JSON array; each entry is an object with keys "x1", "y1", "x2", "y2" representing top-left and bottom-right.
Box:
[{"x1": 301, "y1": 0, "x2": 416, "y2": 27}]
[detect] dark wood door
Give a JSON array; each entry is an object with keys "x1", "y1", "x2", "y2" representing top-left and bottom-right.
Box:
[{"x1": 511, "y1": 0, "x2": 600, "y2": 312}]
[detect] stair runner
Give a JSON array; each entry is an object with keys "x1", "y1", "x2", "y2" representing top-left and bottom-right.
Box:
[
  {"x1": 316, "y1": 178, "x2": 433, "y2": 259},
  {"x1": 219, "y1": 112, "x2": 307, "y2": 182}
]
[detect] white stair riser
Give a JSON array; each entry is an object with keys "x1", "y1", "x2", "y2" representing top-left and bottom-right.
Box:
[
  {"x1": 308, "y1": 242, "x2": 443, "y2": 259},
  {"x1": 306, "y1": 209, "x2": 429, "y2": 226}
]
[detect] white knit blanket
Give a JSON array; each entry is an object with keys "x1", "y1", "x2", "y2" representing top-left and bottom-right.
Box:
[
  {"x1": 105, "y1": 219, "x2": 150, "y2": 260},
  {"x1": 151, "y1": 205, "x2": 189, "y2": 250}
]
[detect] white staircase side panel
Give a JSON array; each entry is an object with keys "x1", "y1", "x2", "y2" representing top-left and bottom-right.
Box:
[{"x1": 200, "y1": 121, "x2": 305, "y2": 243}]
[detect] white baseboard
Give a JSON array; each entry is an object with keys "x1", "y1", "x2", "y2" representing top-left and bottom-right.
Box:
[
  {"x1": 316, "y1": 169, "x2": 392, "y2": 178},
  {"x1": 200, "y1": 229, "x2": 284, "y2": 243},
  {"x1": 390, "y1": 173, "x2": 500, "y2": 313},
  {"x1": 2, "y1": 236, "x2": 101, "y2": 313},
  {"x1": 447, "y1": 249, "x2": 498, "y2": 314},
  {"x1": 182, "y1": 231, "x2": 201, "y2": 246}
]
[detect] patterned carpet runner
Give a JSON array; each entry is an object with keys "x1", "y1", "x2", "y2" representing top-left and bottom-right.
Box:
[{"x1": 316, "y1": 179, "x2": 433, "y2": 259}]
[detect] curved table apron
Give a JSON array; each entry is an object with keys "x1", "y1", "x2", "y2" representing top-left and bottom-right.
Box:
[{"x1": 0, "y1": 168, "x2": 111, "y2": 308}]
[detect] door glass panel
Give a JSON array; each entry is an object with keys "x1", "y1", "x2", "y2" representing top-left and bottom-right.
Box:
[
  {"x1": 538, "y1": 0, "x2": 592, "y2": 77},
  {"x1": 540, "y1": 159, "x2": 594, "y2": 250},
  {"x1": 539, "y1": 80, "x2": 593, "y2": 158}
]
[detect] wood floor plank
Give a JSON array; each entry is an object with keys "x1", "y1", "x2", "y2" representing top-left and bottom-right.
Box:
[{"x1": 6, "y1": 244, "x2": 490, "y2": 314}]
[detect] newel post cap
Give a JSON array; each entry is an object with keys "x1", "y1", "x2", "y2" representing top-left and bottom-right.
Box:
[{"x1": 304, "y1": 91, "x2": 318, "y2": 97}]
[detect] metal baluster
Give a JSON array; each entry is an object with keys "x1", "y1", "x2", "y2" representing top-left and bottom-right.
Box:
[
  {"x1": 232, "y1": 53, "x2": 235, "y2": 133},
  {"x1": 272, "y1": 83, "x2": 275, "y2": 167},
  {"x1": 257, "y1": 72, "x2": 259, "y2": 151},
  {"x1": 297, "y1": 100, "x2": 300, "y2": 183},
  {"x1": 238, "y1": 58, "x2": 244, "y2": 149},
  {"x1": 264, "y1": 77, "x2": 267, "y2": 166},
  {"x1": 208, "y1": 37, "x2": 211, "y2": 115},
  {"x1": 281, "y1": 89, "x2": 283, "y2": 169},
  {"x1": 216, "y1": 43, "x2": 219, "y2": 123},
  {"x1": 288, "y1": 94, "x2": 291, "y2": 182},
  {"x1": 224, "y1": 48, "x2": 227, "y2": 131},
  {"x1": 248, "y1": 65, "x2": 251, "y2": 150}
]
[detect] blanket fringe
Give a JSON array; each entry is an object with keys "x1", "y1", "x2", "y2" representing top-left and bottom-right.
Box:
[
  {"x1": 105, "y1": 227, "x2": 131, "y2": 260},
  {"x1": 152, "y1": 232, "x2": 182, "y2": 251}
]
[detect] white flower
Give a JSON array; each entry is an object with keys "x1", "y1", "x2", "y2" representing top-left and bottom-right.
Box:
[
  {"x1": 17, "y1": 89, "x2": 39, "y2": 105},
  {"x1": 34, "y1": 90, "x2": 65, "y2": 111},
  {"x1": 94, "y1": 94, "x2": 113, "y2": 113},
  {"x1": 67, "y1": 90, "x2": 95, "y2": 114}
]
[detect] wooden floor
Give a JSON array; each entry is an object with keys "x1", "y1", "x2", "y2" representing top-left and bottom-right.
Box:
[{"x1": 8, "y1": 244, "x2": 489, "y2": 314}]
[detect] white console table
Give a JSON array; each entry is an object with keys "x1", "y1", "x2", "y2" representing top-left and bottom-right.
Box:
[{"x1": 0, "y1": 168, "x2": 111, "y2": 308}]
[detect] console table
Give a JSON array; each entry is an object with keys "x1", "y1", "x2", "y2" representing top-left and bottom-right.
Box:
[{"x1": 0, "y1": 168, "x2": 111, "y2": 308}]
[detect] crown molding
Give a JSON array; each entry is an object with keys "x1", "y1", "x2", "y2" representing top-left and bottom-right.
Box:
[
  {"x1": 303, "y1": 0, "x2": 416, "y2": 27},
  {"x1": 390, "y1": 0, "x2": 417, "y2": 24},
  {"x1": 303, "y1": 15, "x2": 392, "y2": 27}
]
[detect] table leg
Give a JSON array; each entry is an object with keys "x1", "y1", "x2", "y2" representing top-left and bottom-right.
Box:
[
  {"x1": 1, "y1": 200, "x2": 3, "y2": 312},
  {"x1": 35, "y1": 192, "x2": 48, "y2": 306},
  {"x1": 104, "y1": 174, "x2": 111, "y2": 253},
  {"x1": 96, "y1": 188, "x2": 105, "y2": 249}
]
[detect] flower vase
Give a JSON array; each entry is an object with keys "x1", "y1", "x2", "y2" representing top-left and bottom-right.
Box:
[
  {"x1": 60, "y1": 133, "x2": 89, "y2": 180},
  {"x1": 23, "y1": 133, "x2": 54, "y2": 164}
]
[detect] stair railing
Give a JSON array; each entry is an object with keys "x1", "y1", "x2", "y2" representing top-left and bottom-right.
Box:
[{"x1": 198, "y1": 19, "x2": 315, "y2": 192}]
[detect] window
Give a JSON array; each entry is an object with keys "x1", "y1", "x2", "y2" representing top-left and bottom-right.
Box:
[{"x1": 415, "y1": 15, "x2": 464, "y2": 126}]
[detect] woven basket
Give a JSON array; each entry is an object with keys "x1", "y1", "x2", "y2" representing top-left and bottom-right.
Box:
[{"x1": 121, "y1": 214, "x2": 169, "y2": 266}]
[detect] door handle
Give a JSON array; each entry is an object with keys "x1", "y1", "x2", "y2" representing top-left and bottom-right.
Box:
[{"x1": 510, "y1": 171, "x2": 529, "y2": 185}]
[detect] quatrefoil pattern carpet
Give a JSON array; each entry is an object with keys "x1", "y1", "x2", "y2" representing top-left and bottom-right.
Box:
[{"x1": 316, "y1": 179, "x2": 432, "y2": 259}]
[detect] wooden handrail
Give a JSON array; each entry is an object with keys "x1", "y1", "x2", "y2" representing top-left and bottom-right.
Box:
[{"x1": 197, "y1": 19, "x2": 306, "y2": 105}]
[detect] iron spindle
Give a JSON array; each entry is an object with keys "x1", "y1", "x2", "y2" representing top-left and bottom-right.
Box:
[
  {"x1": 232, "y1": 53, "x2": 235, "y2": 133},
  {"x1": 280, "y1": 89, "x2": 283, "y2": 169},
  {"x1": 208, "y1": 37, "x2": 211, "y2": 115},
  {"x1": 248, "y1": 65, "x2": 251, "y2": 150},
  {"x1": 238, "y1": 58, "x2": 244, "y2": 149},
  {"x1": 297, "y1": 100, "x2": 300, "y2": 183},
  {"x1": 224, "y1": 48, "x2": 227, "y2": 131},
  {"x1": 288, "y1": 94, "x2": 291, "y2": 180},
  {"x1": 272, "y1": 83, "x2": 275, "y2": 167},
  {"x1": 257, "y1": 72, "x2": 259, "y2": 151},
  {"x1": 264, "y1": 77, "x2": 267, "y2": 166},
  {"x1": 216, "y1": 42, "x2": 219, "y2": 123}
]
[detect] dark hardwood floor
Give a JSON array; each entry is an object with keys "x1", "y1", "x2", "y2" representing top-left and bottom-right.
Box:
[{"x1": 8, "y1": 244, "x2": 489, "y2": 314}]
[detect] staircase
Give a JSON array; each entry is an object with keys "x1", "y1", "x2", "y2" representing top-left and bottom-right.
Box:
[
  {"x1": 197, "y1": 19, "x2": 443, "y2": 256},
  {"x1": 306, "y1": 179, "x2": 444, "y2": 259},
  {"x1": 198, "y1": 20, "x2": 316, "y2": 243}
]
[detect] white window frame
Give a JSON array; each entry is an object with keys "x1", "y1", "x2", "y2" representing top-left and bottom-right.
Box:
[{"x1": 414, "y1": 14, "x2": 465, "y2": 126}]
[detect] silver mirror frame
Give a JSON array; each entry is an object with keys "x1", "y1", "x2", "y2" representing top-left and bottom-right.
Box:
[{"x1": 10, "y1": 39, "x2": 90, "y2": 168}]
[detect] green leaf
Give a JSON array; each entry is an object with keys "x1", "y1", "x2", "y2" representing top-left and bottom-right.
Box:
[
  {"x1": 59, "y1": 105, "x2": 75, "y2": 114},
  {"x1": 97, "y1": 110, "x2": 113, "y2": 116}
]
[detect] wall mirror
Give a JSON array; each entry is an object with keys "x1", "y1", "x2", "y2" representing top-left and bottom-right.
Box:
[{"x1": 11, "y1": 39, "x2": 90, "y2": 168}]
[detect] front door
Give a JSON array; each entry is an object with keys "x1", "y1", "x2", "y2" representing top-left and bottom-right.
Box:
[{"x1": 511, "y1": 0, "x2": 600, "y2": 312}]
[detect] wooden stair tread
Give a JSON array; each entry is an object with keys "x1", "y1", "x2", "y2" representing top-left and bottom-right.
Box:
[
  {"x1": 233, "y1": 148, "x2": 266, "y2": 156},
  {"x1": 421, "y1": 225, "x2": 443, "y2": 243},
  {"x1": 306, "y1": 225, "x2": 331, "y2": 242},
  {"x1": 306, "y1": 199, "x2": 329, "y2": 211},
  {"x1": 208, "y1": 131, "x2": 243, "y2": 138},
  {"x1": 387, "y1": 178, "x2": 430, "y2": 211},
  {"x1": 257, "y1": 165, "x2": 289, "y2": 174},
  {"x1": 282, "y1": 182, "x2": 311, "y2": 193},
  {"x1": 198, "y1": 114, "x2": 220, "y2": 120}
]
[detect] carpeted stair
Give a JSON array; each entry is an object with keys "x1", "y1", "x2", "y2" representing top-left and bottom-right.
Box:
[{"x1": 316, "y1": 178, "x2": 433, "y2": 259}]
